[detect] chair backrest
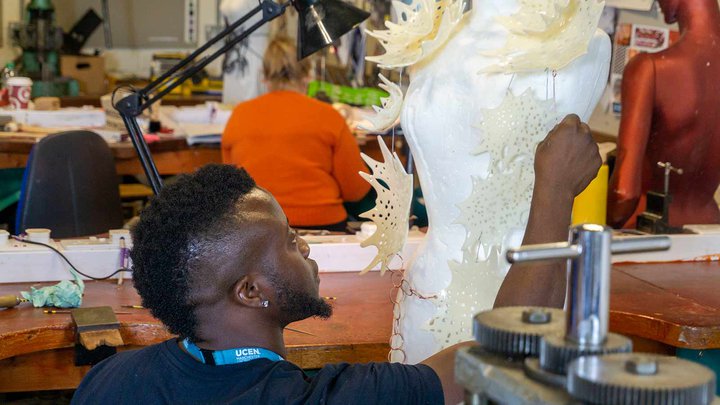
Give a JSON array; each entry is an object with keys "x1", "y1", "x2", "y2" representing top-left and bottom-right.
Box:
[{"x1": 16, "y1": 131, "x2": 124, "y2": 238}]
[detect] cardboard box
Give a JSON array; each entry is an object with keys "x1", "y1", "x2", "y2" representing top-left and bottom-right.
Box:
[{"x1": 60, "y1": 55, "x2": 107, "y2": 96}]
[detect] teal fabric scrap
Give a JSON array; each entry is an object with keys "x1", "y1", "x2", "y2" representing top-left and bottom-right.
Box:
[{"x1": 20, "y1": 262, "x2": 85, "y2": 308}]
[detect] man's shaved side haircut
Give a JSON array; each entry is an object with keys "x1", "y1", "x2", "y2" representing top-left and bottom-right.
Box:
[{"x1": 130, "y1": 164, "x2": 256, "y2": 341}]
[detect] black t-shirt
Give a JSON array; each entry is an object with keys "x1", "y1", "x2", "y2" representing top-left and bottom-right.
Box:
[{"x1": 71, "y1": 339, "x2": 444, "y2": 405}]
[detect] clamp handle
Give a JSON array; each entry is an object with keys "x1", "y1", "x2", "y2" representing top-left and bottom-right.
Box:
[
  {"x1": 657, "y1": 162, "x2": 683, "y2": 195},
  {"x1": 657, "y1": 161, "x2": 683, "y2": 175},
  {"x1": 506, "y1": 235, "x2": 671, "y2": 264},
  {"x1": 505, "y1": 225, "x2": 670, "y2": 346}
]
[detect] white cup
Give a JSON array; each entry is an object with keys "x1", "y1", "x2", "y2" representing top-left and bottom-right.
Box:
[
  {"x1": 25, "y1": 228, "x2": 51, "y2": 244},
  {"x1": 7, "y1": 77, "x2": 33, "y2": 109}
]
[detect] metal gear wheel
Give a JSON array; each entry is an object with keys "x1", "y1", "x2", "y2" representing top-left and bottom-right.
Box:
[
  {"x1": 568, "y1": 353, "x2": 716, "y2": 405},
  {"x1": 473, "y1": 306, "x2": 565, "y2": 358},
  {"x1": 539, "y1": 332, "x2": 632, "y2": 375}
]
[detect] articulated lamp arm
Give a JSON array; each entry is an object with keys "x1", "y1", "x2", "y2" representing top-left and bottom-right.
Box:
[{"x1": 113, "y1": 0, "x2": 289, "y2": 194}]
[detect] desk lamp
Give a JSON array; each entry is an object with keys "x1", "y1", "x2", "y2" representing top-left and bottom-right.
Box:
[{"x1": 114, "y1": 0, "x2": 369, "y2": 194}]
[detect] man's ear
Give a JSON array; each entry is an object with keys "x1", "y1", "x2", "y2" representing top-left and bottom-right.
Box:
[{"x1": 232, "y1": 274, "x2": 268, "y2": 308}]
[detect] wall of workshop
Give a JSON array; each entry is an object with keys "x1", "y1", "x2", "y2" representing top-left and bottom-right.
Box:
[
  {"x1": 0, "y1": 1, "x2": 709, "y2": 132},
  {"x1": 0, "y1": 0, "x2": 222, "y2": 77},
  {"x1": 588, "y1": 5, "x2": 678, "y2": 137}
]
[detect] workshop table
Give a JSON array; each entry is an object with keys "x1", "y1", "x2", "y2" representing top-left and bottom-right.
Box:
[
  {"x1": 610, "y1": 261, "x2": 720, "y2": 353},
  {"x1": 0, "y1": 95, "x2": 225, "y2": 175},
  {"x1": 0, "y1": 134, "x2": 402, "y2": 176},
  {"x1": 0, "y1": 272, "x2": 394, "y2": 393},
  {"x1": 59, "y1": 95, "x2": 223, "y2": 109},
  {"x1": 2, "y1": 261, "x2": 718, "y2": 393},
  {"x1": 0, "y1": 136, "x2": 222, "y2": 176}
]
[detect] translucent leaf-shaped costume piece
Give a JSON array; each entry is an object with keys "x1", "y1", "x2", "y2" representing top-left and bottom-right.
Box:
[
  {"x1": 366, "y1": 0, "x2": 468, "y2": 69},
  {"x1": 483, "y1": 0, "x2": 605, "y2": 73},
  {"x1": 359, "y1": 74, "x2": 404, "y2": 132},
  {"x1": 425, "y1": 90, "x2": 559, "y2": 347},
  {"x1": 456, "y1": 173, "x2": 532, "y2": 254},
  {"x1": 471, "y1": 89, "x2": 557, "y2": 168},
  {"x1": 426, "y1": 249, "x2": 504, "y2": 347},
  {"x1": 461, "y1": 90, "x2": 559, "y2": 253},
  {"x1": 359, "y1": 137, "x2": 414, "y2": 275}
]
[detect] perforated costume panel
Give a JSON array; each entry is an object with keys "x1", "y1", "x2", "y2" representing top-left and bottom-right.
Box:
[
  {"x1": 484, "y1": 0, "x2": 605, "y2": 73},
  {"x1": 366, "y1": 0, "x2": 468, "y2": 69},
  {"x1": 427, "y1": 91, "x2": 558, "y2": 347},
  {"x1": 359, "y1": 137, "x2": 414, "y2": 275},
  {"x1": 360, "y1": 74, "x2": 405, "y2": 133}
]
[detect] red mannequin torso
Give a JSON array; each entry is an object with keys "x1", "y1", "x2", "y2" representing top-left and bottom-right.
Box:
[{"x1": 608, "y1": 0, "x2": 720, "y2": 228}]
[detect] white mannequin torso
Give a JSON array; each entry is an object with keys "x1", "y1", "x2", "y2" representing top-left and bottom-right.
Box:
[{"x1": 395, "y1": 0, "x2": 611, "y2": 363}]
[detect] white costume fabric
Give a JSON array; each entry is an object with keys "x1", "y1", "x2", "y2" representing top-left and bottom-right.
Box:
[{"x1": 385, "y1": 0, "x2": 611, "y2": 363}]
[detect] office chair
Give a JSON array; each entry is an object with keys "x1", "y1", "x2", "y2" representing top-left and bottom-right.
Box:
[{"x1": 16, "y1": 130, "x2": 124, "y2": 238}]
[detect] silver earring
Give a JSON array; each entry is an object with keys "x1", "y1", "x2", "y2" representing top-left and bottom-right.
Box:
[{"x1": 261, "y1": 300, "x2": 269, "y2": 308}]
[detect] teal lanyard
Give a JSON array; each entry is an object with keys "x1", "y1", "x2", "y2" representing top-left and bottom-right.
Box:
[{"x1": 182, "y1": 338, "x2": 284, "y2": 366}]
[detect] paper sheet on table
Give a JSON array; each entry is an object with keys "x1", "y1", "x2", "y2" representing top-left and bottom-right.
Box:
[{"x1": 178, "y1": 123, "x2": 225, "y2": 145}]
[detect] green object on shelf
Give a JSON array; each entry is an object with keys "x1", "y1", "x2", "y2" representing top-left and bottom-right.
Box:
[
  {"x1": 307, "y1": 81, "x2": 389, "y2": 107},
  {"x1": 29, "y1": 0, "x2": 55, "y2": 10},
  {"x1": 32, "y1": 79, "x2": 79, "y2": 98}
]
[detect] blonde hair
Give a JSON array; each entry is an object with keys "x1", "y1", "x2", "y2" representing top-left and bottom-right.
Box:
[{"x1": 263, "y1": 36, "x2": 312, "y2": 86}]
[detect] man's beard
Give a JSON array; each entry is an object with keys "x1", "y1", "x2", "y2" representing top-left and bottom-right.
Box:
[{"x1": 269, "y1": 273, "x2": 333, "y2": 324}]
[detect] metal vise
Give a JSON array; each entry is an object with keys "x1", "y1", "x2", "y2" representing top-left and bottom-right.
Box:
[{"x1": 456, "y1": 224, "x2": 717, "y2": 405}]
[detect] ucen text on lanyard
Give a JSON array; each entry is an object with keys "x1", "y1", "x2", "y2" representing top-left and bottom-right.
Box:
[{"x1": 182, "y1": 338, "x2": 284, "y2": 366}]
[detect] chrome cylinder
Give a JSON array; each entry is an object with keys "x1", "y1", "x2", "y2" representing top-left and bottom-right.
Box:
[{"x1": 565, "y1": 224, "x2": 612, "y2": 347}]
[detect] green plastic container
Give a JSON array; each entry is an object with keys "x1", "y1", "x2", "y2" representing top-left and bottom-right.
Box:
[{"x1": 307, "y1": 81, "x2": 389, "y2": 107}]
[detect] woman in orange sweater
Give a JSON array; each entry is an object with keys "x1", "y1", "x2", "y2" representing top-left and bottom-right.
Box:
[{"x1": 222, "y1": 37, "x2": 371, "y2": 231}]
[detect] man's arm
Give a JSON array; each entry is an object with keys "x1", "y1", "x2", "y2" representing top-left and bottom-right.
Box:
[
  {"x1": 421, "y1": 116, "x2": 602, "y2": 404},
  {"x1": 495, "y1": 115, "x2": 602, "y2": 308},
  {"x1": 421, "y1": 342, "x2": 475, "y2": 405}
]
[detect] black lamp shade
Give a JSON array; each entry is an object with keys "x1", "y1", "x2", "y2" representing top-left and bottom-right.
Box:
[{"x1": 295, "y1": 0, "x2": 370, "y2": 60}]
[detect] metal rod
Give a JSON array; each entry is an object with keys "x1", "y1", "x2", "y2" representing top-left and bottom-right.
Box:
[
  {"x1": 657, "y1": 162, "x2": 683, "y2": 196},
  {"x1": 141, "y1": 1, "x2": 289, "y2": 110},
  {"x1": 101, "y1": 0, "x2": 113, "y2": 48},
  {"x1": 506, "y1": 242, "x2": 580, "y2": 263},
  {"x1": 116, "y1": 0, "x2": 288, "y2": 194},
  {"x1": 611, "y1": 236, "x2": 671, "y2": 254},
  {"x1": 121, "y1": 111, "x2": 163, "y2": 194},
  {"x1": 141, "y1": 2, "x2": 265, "y2": 98}
]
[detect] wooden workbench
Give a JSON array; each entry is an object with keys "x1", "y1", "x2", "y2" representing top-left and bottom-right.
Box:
[
  {"x1": 0, "y1": 133, "x2": 401, "y2": 176},
  {"x1": 0, "y1": 272, "x2": 394, "y2": 393},
  {"x1": 2, "y1": 261, "x2": 716, "y2": 393},
  {"x1": 59, "y1": 95, "x2": 223, "y2": 109},
  {"x1": 0, "y1": 136, "x2": 222, "y2": 176},
  {"x1": 611, "y1": 261, "x2": 720, "y2": 353}
]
